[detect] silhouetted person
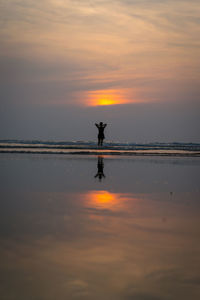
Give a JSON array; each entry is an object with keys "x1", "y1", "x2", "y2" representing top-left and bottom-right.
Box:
[
  {"x1": 95, "y1": 122, "x2": 107, "y2": 146},
  {"x1": 94, "y1": 156, "x2": 105, "y2": 181}
]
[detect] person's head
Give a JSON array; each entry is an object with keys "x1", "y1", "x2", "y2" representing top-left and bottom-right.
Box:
[{"x1": 100, "y1": 122, "x2": 103, "y2": 126}]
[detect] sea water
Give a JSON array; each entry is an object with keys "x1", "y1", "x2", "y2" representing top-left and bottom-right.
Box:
[
  {"x1": 0, "y1": 140, "x2": 200, "y2": 156},
  {"x1": 0, "y1": 154, "x2": 200, "y2": 299}
]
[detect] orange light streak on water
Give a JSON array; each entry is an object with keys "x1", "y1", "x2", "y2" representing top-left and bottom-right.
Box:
[{"x1": 86, "y1": 190, "x2": 135, "y2": 211}]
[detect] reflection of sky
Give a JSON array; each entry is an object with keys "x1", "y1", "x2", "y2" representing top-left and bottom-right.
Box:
[{"x1": 0, "y1": 155, "x2": 200, "y2": 299}]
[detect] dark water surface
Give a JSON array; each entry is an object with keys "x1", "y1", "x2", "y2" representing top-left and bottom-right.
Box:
[{"x1": 0, "y1": 154, "x2": 200, "y2": 300}]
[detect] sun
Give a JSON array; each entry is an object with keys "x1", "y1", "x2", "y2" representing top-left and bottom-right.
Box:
[
  {"x1": 97, "y1": 98, "x2": 117, "y2": 106},
  {"x1": 86, "y1": 89, "x2": 132, "y2": 106}
]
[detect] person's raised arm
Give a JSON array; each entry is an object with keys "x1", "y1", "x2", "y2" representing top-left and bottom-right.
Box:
[
  {"x1": 103, "y1": 123, "x2": 107, "y2": 128},
  {"x1": 95, "y1": 123, "x2": 99, "y2": 128}
]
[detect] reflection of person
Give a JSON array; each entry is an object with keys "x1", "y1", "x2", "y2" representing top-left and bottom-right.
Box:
[
  {"x1": 94, "y1": 156, "x2": 105, "y2": 181},
  {"x1": 95, "y1": 122, "x2": 107, "y2": 146}
]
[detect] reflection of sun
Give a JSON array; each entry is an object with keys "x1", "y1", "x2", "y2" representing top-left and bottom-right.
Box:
[{"x1": 86, "y1": 190, "x2": 123, "y2": 210}]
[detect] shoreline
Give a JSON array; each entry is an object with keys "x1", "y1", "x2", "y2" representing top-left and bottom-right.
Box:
[{"x1": 1, "y1": 149, "x2": 200, "y2": 157}]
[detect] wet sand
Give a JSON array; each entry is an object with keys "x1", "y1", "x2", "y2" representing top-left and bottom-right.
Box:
[{"x1": 0, "y1": 154, "x2": 200, "y2": 299}]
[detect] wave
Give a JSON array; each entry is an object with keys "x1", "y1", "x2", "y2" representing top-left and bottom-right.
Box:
[
  {"x1": 0, "y1": 140, "x2": 200, "y2": 150},
  {"x1": 0, "y1": 140, "x2": 200, "y2": 156}
]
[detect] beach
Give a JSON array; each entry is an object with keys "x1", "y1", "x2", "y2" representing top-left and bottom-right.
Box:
[{"x1": 0, "y1": 153, "x2": 200, "y2": 299}]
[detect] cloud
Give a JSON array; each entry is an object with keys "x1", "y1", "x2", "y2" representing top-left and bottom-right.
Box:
[
  {"x1": 123, "y1": 292, "x2": 162, "y2": 300},
  {"x1": 0, "y1": 0, "x2": 200, "y2": 140}
]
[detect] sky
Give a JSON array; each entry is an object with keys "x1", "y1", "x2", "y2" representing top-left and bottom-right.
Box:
[{"x1": 0, "y1": 0, "x2": 200, "y2": 142}]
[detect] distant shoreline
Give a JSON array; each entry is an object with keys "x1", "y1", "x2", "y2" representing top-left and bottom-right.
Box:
[
  {"x1": 1, "y1": 140, "x2": 200, "y2": 157},
  {"x1": 1, "y1": 149, "x2": 200, "y2": 157}
]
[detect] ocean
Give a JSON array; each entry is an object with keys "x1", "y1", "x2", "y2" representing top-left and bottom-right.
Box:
[{"x1": 0, "y1": 140, "x2": 200, "y2": 156}]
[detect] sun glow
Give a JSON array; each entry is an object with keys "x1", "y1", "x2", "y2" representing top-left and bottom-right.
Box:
[{"x1": 87, "y1": 89, "x2": 132, "y2": 106}]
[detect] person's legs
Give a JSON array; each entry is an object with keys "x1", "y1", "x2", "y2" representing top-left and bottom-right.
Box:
[{"x1": 98, "y1": 137, "x2": 101, "y2": 146}]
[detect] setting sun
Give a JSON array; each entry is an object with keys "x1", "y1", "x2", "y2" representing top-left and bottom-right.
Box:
[
  {"x1": 86, "y1": 89, "x2": 132, "y2": 106},
  {"x1": 96, "y1": 98, "x2": 118, "y2": 106}
]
